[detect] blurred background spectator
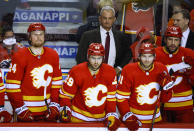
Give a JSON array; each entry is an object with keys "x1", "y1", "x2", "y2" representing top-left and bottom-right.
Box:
[{"x1": 0, "y1": 25, "x2": 23, "y2": 68}]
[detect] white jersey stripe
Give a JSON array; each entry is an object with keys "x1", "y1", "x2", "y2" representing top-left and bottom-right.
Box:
[
  {"x1": 135, "y1": 111, "x2": 161, "y2": 120},
  {"x1": 6, "y1": 84, "x2": 20, "y2": 89},
  {"x1": 72, "y1": 111, "x2": 105, "y2": 122},
  {"x1": 52, "y1": 80, "x2": 63, "y2": 85},
  {"x1": 116, "y1": 94, "x2": 130, "y2": 99},
  {"x1": 0, "y1": 85, "x2": 5, "y2": 90},
  {"x1": 107, "y1": 95, "x2": 115, "y2": 99},
  {"x1": 24, "y1": 99, "x2": 50, "y2": 107},
  {"x1": 168, "y1": 95, "x2": 192, "y2": 102}
]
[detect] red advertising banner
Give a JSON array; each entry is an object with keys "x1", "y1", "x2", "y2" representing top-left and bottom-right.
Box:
[{"x1": 124, "y1": 3, "x2": 154, "y2": 34}]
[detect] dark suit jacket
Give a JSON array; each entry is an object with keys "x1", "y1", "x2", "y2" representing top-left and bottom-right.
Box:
[
  {"x1": 76, "y1": 28, "x2": 132, "y2": 68},
  {"x1": 186, "y1": 30, "x2": 194, "y2": 50}
]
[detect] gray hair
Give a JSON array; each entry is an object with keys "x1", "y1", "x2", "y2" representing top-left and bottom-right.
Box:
[{"x1": 100, "y1": 6, "x2": 115, "y2": 16}]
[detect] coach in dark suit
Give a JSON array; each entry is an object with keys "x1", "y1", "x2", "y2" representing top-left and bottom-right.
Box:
[
  {"x1": 76, "y1": 6, "x2": 132, "y2": 75},
  {"x1": 173, "y1": 9, "x2": 194, "y2": 50},
  {"x1": 185, "y1": 30, "x2": 194, "y2": 50}
]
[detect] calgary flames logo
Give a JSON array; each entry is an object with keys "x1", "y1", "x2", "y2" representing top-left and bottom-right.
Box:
[
  {"x1": 136, "y1": 82, "x2": 160, "y2": 105},
  {"x1": 132, "y1": 2, "x2": 150, "y2": 12},
  {"x1": 84, "y1": 84, "x2": 107, "y2": 108},
  {"x1": 31, "y1": 64, "x2": 53, "y2": 89}
]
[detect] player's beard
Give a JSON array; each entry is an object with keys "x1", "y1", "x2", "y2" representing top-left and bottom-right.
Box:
[
  {"x1": 165, "y1": 45, "x2": 179, "y2": 54},
  {"x1": 140, "y1": 61, "x2": 153, "y2": 71},
  {"x1": 31, "y1": 41, "x2": 45, "y2": 47},
  {"x1": 88, "y1": 62, "x2": 102, "y2": 71}
]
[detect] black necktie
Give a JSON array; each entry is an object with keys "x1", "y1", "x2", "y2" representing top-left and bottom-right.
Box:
[{"x1": 105, "y1": 32, "x2": 110, "y2": 63}]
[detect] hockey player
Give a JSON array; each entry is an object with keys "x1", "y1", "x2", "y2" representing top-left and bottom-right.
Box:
[
  {"x1": 155, "y1": 26, "x2": 194, "y2": 123},
  {"x1": 6, "y1": 23, "x2": 63, "y2": 122},
  {"x1": 60, "y1": 43, "x2": 120, "y2": 131},
  {"x1": 117, "y1": 42, "x2": 174, "y2": 130},
  {"x1": 0, "y1": 70, "x2": 12, "y2": 122}
]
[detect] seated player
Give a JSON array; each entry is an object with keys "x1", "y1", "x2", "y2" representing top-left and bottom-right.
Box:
[{"x1": 59, "y1": 43, "x2": 120, "y2": 131}]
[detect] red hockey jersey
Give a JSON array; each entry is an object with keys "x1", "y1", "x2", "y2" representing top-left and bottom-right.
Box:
[
  {"x1": 59, "y1": 62, "x2": 117, "y2": 122},
  {"x1": 0, "y1": 70, "x2": 5, "y2": 106},
  {"x1": 117, "y1": 62, "x2": 172, "y2": 123},
  {"x1": 6, "y1": 47, "x2": 62, "y2": 116},
  {"x1": 155, "y1": 47, "x2": 194, "y2": 110},
  {"x1": 0, "y1": 43, "x2": 23, "y2": 63}
]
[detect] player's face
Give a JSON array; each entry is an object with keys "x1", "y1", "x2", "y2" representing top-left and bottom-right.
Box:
[
  {"x1": 99, "y1": 10, "x2": 116, "y2": 31},
  {"x1": 139, "y1": 54, "x2": 155, "y2": 70},
  {"x1": 166, "y1": 36, "x2": 180, "y2": 53},
  {"x1": 88, "y1": 55, "x2": 103, "y2": 71},
  {"x1": 172, "y1": 13, "x2": 189, "y2": 32},
  {"x1": 30, "y1": 30, "x2": 45, "y2": 47}
]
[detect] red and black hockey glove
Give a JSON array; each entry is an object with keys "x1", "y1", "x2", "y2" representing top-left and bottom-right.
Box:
[
  {"x1": 157, "y1": 71, "x2": 174, "y2": 91},
  {"x1": 104, "y1": 113, "x2": 121, "y2": 131},
  {"x1": 182, "y1": 56, "x2": 194, "y2": 77},
  {"x1": 45, "y1": 102, "x2": 60, "y2": 121},
  {"x1": 60, "y1": 106, "x2": 72, "y2": 122},
  {"x1": 0, "y1": 107, "x2": 12, "y2": 123},
  {"x1": 184, "y1": 56, "x2": 194, "y2": 67},
  {"x1": 15, "y1": 105, "x2": 34, "y2": 122},
  {"x1": 123, "y1": 112, "x2": 142, "y2": 131}
]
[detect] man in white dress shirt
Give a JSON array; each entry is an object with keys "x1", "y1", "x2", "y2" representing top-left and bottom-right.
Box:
[
  {"x1": 172, "y1": 9, "x2": 194, "y2": 50},
  {"x1": 76, "y1": 6, "x2": 132, "y2": 76}
]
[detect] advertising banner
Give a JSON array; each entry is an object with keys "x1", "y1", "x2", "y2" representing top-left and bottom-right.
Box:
[{"x1": 14, "y1": 9, "x2": 82, "y2": 23}]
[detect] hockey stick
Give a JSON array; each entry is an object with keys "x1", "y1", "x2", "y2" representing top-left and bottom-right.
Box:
[
  {"x1": 149, "y1": 87, "x2": 162, "y2": 131},
  {"x1": 44, "y1": 77, "x2": 52, "y2": 114}
]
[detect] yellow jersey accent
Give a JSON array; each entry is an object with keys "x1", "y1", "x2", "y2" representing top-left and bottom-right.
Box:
[
  {"x1": 6, "y1": 79, "x2": 21, "y2": 84},
  {"x1": 72, "y1": 105, "x2": 105, "y2": 119},
  {"x1": 117, "y1": 90, "x2": 131, "y2": 96},
  {"x1": 53, "y1": 76, "x2": 62, "y2": 81},
  {"x1": 23, "y1": 94, "x2": 50, "y2": 101}
]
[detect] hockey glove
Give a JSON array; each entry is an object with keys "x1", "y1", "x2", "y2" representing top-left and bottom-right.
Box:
[
  {"x1": 45, "y1": 102, "x2": 60, "y2": 121},
  {"x1": 167, "y1": 62, "x2": 191, "y2": 75},
  {"x1": 104, "y1": 113, "x2": 121, "y2": 131},
  {"x1": 157, "y1": 71, "x2": 174, "y2": 91},
  {"x1": 123, "y1": 112, "x2": 142, "y2": 131},
  {"x1": 184, "y1": 56, "x2": 194, "y2": 67},
  {"x1": 0, "y1": 107, "x2": 12, "y2": 123},
  {"x1": 60, "y1": 106, "x2": 71, "y2": 122},
  {"x1": 0, "y1": 59, "x2": 11, "y2": 68},
  {"x1": 15, "y1": 105, "x2": 34, "y2": 122}
]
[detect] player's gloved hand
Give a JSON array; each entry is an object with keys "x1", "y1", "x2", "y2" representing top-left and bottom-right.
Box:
[
  {"x1": 45, "y1": 102, "x2": 60, "y2": 121},
  {"x1": 60, "y1": 106, "x2": 71, "y2": 122},
  {"x1": 0, "y1": 107, "x2": 12, "y2": 123},
  {"x1": 104, "y1": 113, "x2": 121, "y2": 131},
  {"x1": 184, "y1": 56, "x2": 194, "y2": 66},
  {"x1": 182, "y1": 56, "x2": 194, "y2": 77},
  {"x1": 15, "y1": 105, "x2": 34, "y2": 122},
  {"x1": 157, "y1": 71, "x2": 174, "y2": 91},
  {"x1": 0, "y1": 59, "x2": 11, "y2": 68},
  {"x1": 123, "y1": 112, "x2": 142, "y2": 131}
]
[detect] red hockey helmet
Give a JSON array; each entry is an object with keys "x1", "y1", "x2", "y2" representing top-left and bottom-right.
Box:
[
  {"x1": 165, "y1": 26, "x2": 182, "y2": 38},
  {"x1": 139, "y1": 42, "x2": 155, "y2": 54},
  {"x1": 87, "y1": 43, "x2": 105, "y2": 57},
  {"x1": 27, "y1": 23, "x2": 45, "y2": 33}
]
